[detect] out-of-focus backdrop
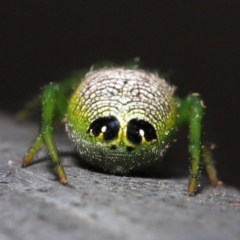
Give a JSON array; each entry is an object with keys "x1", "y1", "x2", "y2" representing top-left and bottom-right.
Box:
[{"x1": 1, "y1": 2, "x2": 239, "y2": 188}]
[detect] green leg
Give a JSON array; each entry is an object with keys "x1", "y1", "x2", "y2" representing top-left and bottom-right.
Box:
[
  {"x1": 17, "y1": 71, "x2": 87, "y2": 121},
  {"x1": 16, "y1": 95, "x2": 41, "y2": 121},
  {"x1": 176, "y1": 94, "x2": 218, "y2": 195},
  {"x1": 202, "y1": 143, "x2": 219, "y2": 186},
  {"x1": 22, "y1": 83, "x2": 67, "y2": 184},
  {"x1": 40, "y1": 83, "x2": 68, "y2": 184},
  {"x1": 22, "y1": 135, "x2": 43, "y2": 166}
]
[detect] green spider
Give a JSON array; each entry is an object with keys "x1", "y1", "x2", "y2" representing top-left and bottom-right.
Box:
[{"x1": 21, "y1": 61, "x2": 219, "y2": 196}]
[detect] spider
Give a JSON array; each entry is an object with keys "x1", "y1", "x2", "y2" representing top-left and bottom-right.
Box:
[{"x1": 20, "y1": 61, "x2": 219, "y2": 196}]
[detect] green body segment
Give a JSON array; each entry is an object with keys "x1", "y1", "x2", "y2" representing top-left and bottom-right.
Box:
[{"x1": 66, "y1": 68, "x2": 177, "y2": 174}]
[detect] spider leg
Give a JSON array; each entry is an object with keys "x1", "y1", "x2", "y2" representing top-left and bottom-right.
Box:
[
  {"x1": 22, "y1": 83, "x2": 67, "y2": 184},
  {"x1": 176, "y1": 94, "x2": 218, "y2": 195}
]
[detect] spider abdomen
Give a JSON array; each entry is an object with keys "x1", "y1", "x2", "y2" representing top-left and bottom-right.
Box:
[{"x1": 66, "y1": 68, "x2": 177, "y2": 173}]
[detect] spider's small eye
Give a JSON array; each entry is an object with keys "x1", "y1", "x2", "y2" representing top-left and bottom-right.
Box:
[
  {"x1": 127, "y1": 119, "x2": 157, "y2": 144},
  {"x1": 87, "y1": 116, "x2": 120, "y2": 141}
]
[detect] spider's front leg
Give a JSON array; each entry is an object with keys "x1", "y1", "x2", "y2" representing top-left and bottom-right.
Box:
[
  {"x1": 22, "y1": 83, "x2": 68, "y2": 184},
  {"x1": 176, "y1": 94, "x2": 219, "y2": 196}
]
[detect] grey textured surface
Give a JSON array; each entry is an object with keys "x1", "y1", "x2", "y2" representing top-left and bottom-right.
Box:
[{"x1": 0, "y1": 113, "x2": 240, "y2": 240}]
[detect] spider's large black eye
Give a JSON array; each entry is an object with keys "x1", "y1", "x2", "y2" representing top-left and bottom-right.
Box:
[
  {"x1": 127, "y1": 119, "x2": 157, "y2": 144},
  {"x1": 87, "y1": 116, "x2": 120, "y2": 141}
]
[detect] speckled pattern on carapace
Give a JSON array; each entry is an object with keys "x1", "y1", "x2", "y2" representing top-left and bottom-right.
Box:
[{"x1": 66, "y1": 68, "x2": 177, "y2": 173}]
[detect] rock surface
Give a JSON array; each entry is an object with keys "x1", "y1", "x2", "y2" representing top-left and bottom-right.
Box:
[{"x1": 0, "y1": 113, "x2": 240, "y2": 240}]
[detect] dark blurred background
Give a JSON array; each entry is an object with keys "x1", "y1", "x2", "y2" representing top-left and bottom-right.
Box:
[{"x1": 1, "y1": 1, "x2": 240, "y2": 188}]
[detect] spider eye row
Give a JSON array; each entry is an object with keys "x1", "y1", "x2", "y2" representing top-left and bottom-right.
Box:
[{"x1": 87, "y1": 116, "x2": 157, "y2": 145}]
